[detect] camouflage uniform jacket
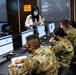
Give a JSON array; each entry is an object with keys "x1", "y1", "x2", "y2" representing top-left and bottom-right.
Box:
[
  {"x1": 8, "y1": 46, "x2": 58, "y2": 75},
  {"x1": 66, "y1": 27, "x2": 76, "y2": 48},
  {"x1": 50, "y1": 37, "x2": 74, "y2": 68}
]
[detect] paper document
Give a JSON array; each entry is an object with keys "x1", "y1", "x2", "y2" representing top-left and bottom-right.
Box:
[
  {"x1": 33, "y1": 22, "x2": 41, "y2": 26},
  {"x1": 11, "y1": 56, "x2": 27, "y2": 66}
]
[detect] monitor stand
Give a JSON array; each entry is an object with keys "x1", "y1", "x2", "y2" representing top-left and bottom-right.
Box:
[
  {"x1": 40, "y1": 36, "x2": 47, "y2": 41},
  {"x1": 21, "y1": 45, "x2": 28, "y2": 54},
  {"x1": 21, "y1": 48, "x2": 27, "y2": 54},
  {"x1": 6, "y1": 53, "x2": 18, "y2": 60},
  {"x1": 0, "y1": 57, "x2": 7, "y2": 63},
  {"x1": 40, "y1": 37, "x2": 46, "y2": 44},
  {"x1": 0, "y1": 53, "x2": 18, "y2": 64}
]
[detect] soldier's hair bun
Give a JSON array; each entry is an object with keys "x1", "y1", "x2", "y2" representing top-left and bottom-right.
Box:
[{"x1": 54, "y1": 27, "x2": 67, "y2": 37}]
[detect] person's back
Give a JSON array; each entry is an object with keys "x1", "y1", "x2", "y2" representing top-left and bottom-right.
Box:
[
  {"x1": 51, "y1": 37, "x2": 74, "y2": 68},
  {"x1": 32, "y1": 46, "x2": 58, "y2": 75},
  {"x1": 50, "y1": 27, "x2": 74, "y2": 68},
  {"x1": 60, "y1": 19, "x2": 76, "y2": 48},
  {"x1": 66, "y1": 27, "x2": 76, "y2": 48}
]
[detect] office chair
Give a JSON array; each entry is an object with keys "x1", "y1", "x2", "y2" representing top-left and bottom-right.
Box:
[
  {"x1": 74, "y1": 47, "x2": 76, "y2": 56},
  {"x1": 70, "y1": 56, "x2": 76, "y2": 75},
  {"x1": 58, "y1": 66, "x2": 71, "y2": 75}
]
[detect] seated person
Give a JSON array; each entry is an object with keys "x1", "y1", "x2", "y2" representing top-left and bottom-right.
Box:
[
  {"x1": 60, "y1": 19, "x2": 76, "y2": 49},
  {"x1": 8, "y1": 35, "x2": 58, "y2": 75},
  {"x1": 49, "y1": 27, "x2": 74, "y2": 68}
]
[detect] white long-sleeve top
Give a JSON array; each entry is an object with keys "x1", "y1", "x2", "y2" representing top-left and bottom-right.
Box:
[{"x1": 24, "y1": 14, "x2": 44, "y2": 28}]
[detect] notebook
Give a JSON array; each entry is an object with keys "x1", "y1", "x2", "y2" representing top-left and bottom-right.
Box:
[{"x1": 11, "y1": 56, "x2": 27, "y2": 66}]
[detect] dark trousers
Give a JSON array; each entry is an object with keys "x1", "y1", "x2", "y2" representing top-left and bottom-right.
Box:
[{"x1": 33, "y1": 26, "x2": 38, "y2": 35}]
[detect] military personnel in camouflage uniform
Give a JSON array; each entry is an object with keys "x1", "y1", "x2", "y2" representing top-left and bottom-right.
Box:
[
  {"x1": 60, "y1": 19, "x2": 76, "y2": 48},
  {"x1": 66, "y1": 27, "x2": 76, "y2": 48},
  {"x1": 49, "y1": 27, "x2": 74, "y2": 68},
  {"x1": 8, "y1": 35, "x2": 58, "y2": 75}
]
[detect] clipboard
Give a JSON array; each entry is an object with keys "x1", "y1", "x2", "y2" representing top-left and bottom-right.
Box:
[{"x1": 33, "y1": 22, "x2": 41, "y2": 26}]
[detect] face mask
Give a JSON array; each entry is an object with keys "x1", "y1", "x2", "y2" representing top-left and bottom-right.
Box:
[
  {"x1": 34, "y1": 11, "x2": 38, "y2": 16},
  {"x1": 54, "y1": 36, "x2": 59, "y2": 41},
  {"x1": 26, "y1": 46, "x2": 32, "y2": 53}
]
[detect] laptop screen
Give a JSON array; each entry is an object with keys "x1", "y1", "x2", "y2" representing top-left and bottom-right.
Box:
[
  {"x1": 37, "y1": 25, "x2": 46, "y2": 38},
  {"x1": 0, "y1": 35, "x2": 14, "y2": 56},
  {"x1": 21, "y1": 29, "x2": 34, "y2": 46},
  {"x1": 48, "y1": 23, "x2": 55, "y2": 33}
]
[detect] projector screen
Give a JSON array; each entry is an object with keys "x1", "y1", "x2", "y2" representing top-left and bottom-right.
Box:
[{"x1": 0, "y1": 35, "x2": 13, "y2": 56}]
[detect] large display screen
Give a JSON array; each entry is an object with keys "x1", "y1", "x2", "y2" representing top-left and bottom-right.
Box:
[{"x1": 38, "y1": 0, "x2": 71, "y2": 22}]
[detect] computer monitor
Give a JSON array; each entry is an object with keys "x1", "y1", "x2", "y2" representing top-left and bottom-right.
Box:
[
  {"x1": 2, "y1": 24, "x2": 12, "y2": 33},
  {"x1": 0, "y1": 35, "x2": 14, "y2": 56},
  {"x1": 48, "y1": 23, "x2": 55, "y2": 33},
  {"x1": 37, "y1": 25, "x2": 46, "y2": 38},
  {"x1": 21, "y1": 29, "x2": 34, "y2": 46}
]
